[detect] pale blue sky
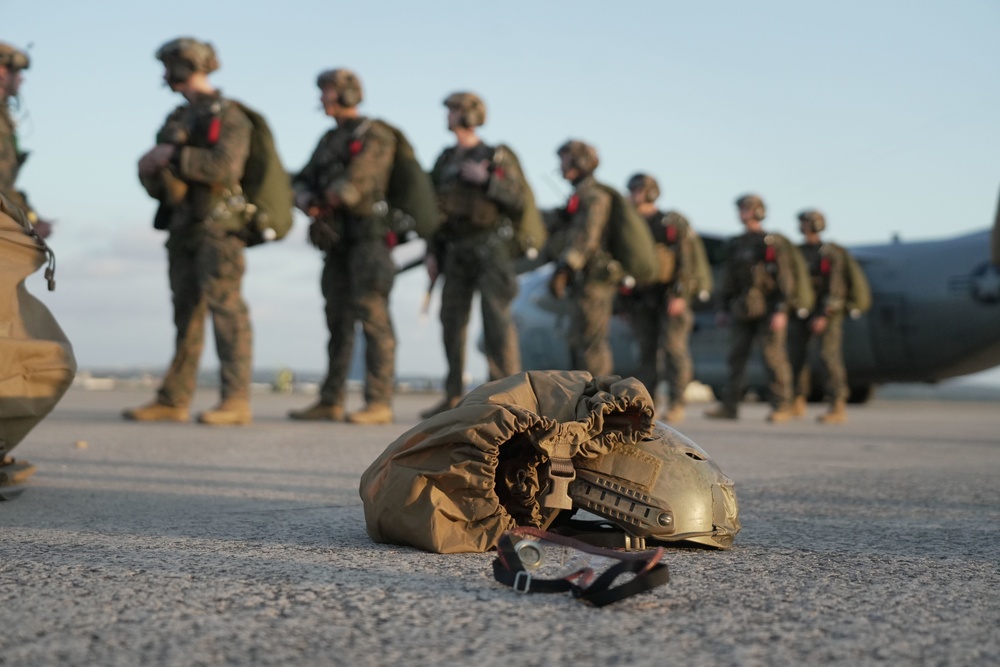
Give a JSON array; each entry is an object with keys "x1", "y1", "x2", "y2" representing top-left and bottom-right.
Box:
[{"x1": 7, "y1": 1, "x2": 1000, "y2": 380}]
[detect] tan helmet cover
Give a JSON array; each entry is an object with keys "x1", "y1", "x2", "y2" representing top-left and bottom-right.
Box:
[
  {"x1": 444, "y1": 91, "x2": 487, "y2": 127},
  {"x1": 155, "y1": 38, "x2": 219, "y2": 82},
  {"x1": 0, "y1": 43, "x2": 30, "y2": 71},
  {"x1": 316, "y1": 68, "x2": 363, "y2": 107},
  {"x1": 736, "y1": 193, "x2": 766, "y2": 221},
  {"x1": 557, "y1": 140, "x2": 600, "y2": 176},
  {"x1": 798, "y1": 209, "x2": 826, "y2": 233},
  {"x1": 627, "y1": 173, "x2": 660, "y2": 203},
  {"x1": 571, "y1": 421, "x2": 741, "y2": 549}
]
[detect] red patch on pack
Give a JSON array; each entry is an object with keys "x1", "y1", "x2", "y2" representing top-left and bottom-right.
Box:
[
  {"x1": 350, "y1": 140, "x2": 363, "y2": 156},
  {"x1": 494, "y1": 166, "x2": 505, "y2": 179},
  {"x1": 666, "y1": 224, "x2": 677, "y2": 243},
  {"x1": 566, "y1": 194, "x2": 580, "y2": 214},
  {"x1": 385, "y1": 231, "x2": 398, "y2": 249},
  {"x1": 820, "y1": 257, "x2": 831, "y2": 274},
  {"x1": 207, "y1": 117, "x2": 221, "y2": 144},
  {"x1": 765, "y1": 246, "x2": 776, "y2": 262}
]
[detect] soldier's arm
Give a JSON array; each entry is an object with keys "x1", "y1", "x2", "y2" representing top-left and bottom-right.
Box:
[
  {"x1": 486, "y1": 148, "x2": 524, "y2": 215},
  {"x1": 0, "y1": 120, "x2": 29, "y2": 211},
  {"x1": 720, "y1": 240, "x2": 739, "y2": 311},
  {"x1": 668, "y1": 212, "x2": 693, "y2": 300},
  {"x1": 825, "y1": 246, "x2": 848, "y2": 315},
  {"x1": 328, "y1": 121, "x2": 395, "y2": 217},
  {"x1": 773, "y1": 241, "x2": 796, "y2": 314},
  {"x1": 293, "y1": 132, "x2": 336, "y2": 202},
  {"x1": 174, "y1": 104, "x2": 252, "y2": 186},
  {"x1": 560, "y1": 186, "x2": 612, "y2": 272}
]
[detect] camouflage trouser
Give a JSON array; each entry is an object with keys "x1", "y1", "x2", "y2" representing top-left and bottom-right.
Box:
[
  {"x1": 630, "y1": 290, "x2": 693, "y2": 406},
  {"x1": 788, "y1": 313, "x2": 848, "y2": 404},
  {"x1": 722, "y1": 315, "x2": 792, "y2": 411},
  {"x1": 319, "y1": 238, "x2": 396, "y2": 407},
  {"x1": 440, "y1": 234, "x2": 520, "y2": 399},
  {"x1": 158, "y1": 230, "x2": 252, "y2": 406},
  {"x1": 568, "y1": 279, "x2": 617, "y2": 377}
]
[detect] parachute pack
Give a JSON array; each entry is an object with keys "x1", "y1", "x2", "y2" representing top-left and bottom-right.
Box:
[
  {"x1": 830, "y1": 243, "x2": 872, "y2": 315},
  {"x1": 494, "y1": 145, "x2": 547, "y2": 257},
  {"x1": 596, "y1": 185, "x2": 659, "y2": 285},
  {"x1": 230, "y1": 101, "x2": 295, "y2": 246},
  {"x1": 686, "y1": 227, "x2": 714, "y2": 302},
  {"x1": 769, "y1": 233, "x2": 816, "y2": 316},
  {"x1": 367, "y1": 120, "x2": 440, "y2": 242}
]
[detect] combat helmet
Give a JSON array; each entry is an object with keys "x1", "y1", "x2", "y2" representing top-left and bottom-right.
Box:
[
  {"x1": 156, "y1": 37, "x2": 219, "y2": 83},
  {"x1": 557, "y1": 140, "x2": 600, "y2": 176},
  {"x1": 736, "y1": 193, "x2": 766, "y2": 221},
  {"x1": 568, "y1": 422, "x2": 740, "y2": 549},
  {"x1": 316, "y1": 68, "x2": 363, "y2": 107},
  {"x1": 0, "y1": 43, "x2": 30, "y2": 72},
  {"x1": 627, "y1": 173, "x2": 660, "y2": 203},
  {"x1": 798, "y1": 209, "x2": 826, "y2": 233},
  {"x1": 444, "y1": 91, "x2": 487, "y2": 128}
]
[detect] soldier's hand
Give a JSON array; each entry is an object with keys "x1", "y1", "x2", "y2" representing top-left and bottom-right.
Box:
[
  {"x1": 146, "y1": 144, "x2": 176, "y2": 168},
  {"x1": 770, "y1": 311, "x2": 788, "y2": 333},
  {"x1": 549, "y1": 268, "x2": 569, "y2": 299},
  {"x1": 425, "y1": 254, "x2": 439, "y2": 283},
  {"x1": 667, "y1": 297, "x2": 687, "y2": 317},
  {"x1": 810, "y1": 315, "x2": 828, "y2": 335},
  {"x1": 32, "y1": 219, "x2": 53, "y2": 240},
  {"x1": 459, "y1": 160, "x2": 491, "y2": 185}
]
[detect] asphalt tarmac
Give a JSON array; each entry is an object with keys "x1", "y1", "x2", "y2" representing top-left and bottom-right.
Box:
[{"x1": 2, "y1": 388, "x2": 998, "y2": 666}]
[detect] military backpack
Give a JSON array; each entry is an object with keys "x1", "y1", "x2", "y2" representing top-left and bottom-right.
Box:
[
  {"x1": 493, "y1": 145, "x2": 547, "y2": 258},
  {"x1": 768, "y1": 233, "x2": 816, "y2": 316},
  {"x1": 596, "y1": 184, "x2": 659, "y2": 285},
  {"x1": 830, "y1": 243, "x2": 872, "y2": 315},
  {"x1": 686, "y1": 226, "x2": 714, "y2": 303}
]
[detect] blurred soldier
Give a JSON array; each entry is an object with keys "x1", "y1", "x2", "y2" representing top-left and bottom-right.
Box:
[
  {"x1": 788, "y1": 210, "x2": 850, "y2": 423},
  {"x1": 0, "y1": 42, "x2": 51, "y2": 239},
  {"x1": 705, "y1": 194, "x2": 796, "y2": 422},
  {"x1": 420, "y1": 92, "x2": 524, "y2": 419},
  {"x1": 123, "y1": 38, "x2": 255, "y2": 426},
  {"x1": 626, "y1": 173, "x2": 694, "y2": 423},
  {"x1": 287, "y1": 69, "x2": 397, "y2": 425},
  {"x1": 549, "y1": 140, "x2": 617, "y2": 376}
]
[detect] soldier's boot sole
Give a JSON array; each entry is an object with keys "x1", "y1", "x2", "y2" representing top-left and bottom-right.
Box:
[
  {"x1": 347, "y1": 404, "x2": 393, "y2": 425},
  {"x1": 288, "y1": 403, "x2": 345, "y2": 421},
  {"x1": 197, "y1": 400, "x2": 253, "y2": 426},
  {"x1": 767, "y1": 409, "x2": 795, "y2": 424},
  {"x1": 0, "y1": 458, "x2": 37, "y2": 487},
  {"x1": 817, "y1": 403, "x2": 848, "y2": 424},
  {"x1": 122, "y1": 402, "x2": 190, "y2": 422}
]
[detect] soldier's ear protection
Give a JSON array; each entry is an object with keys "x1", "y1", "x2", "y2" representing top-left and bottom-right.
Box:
[
  {"x1": 798, "y1": 211, "x2": 825, "y2": 233},
  {"x1": 336, "y1": 73, "x2": 362, "y2": 108}
]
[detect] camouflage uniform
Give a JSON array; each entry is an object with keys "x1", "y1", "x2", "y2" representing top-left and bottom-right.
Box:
[
  {"x1": 0, "y1": 101, "x2": 31, "y2": 216},
  {"x1": 718, "y1": 231, "x2": 795, "y2": 412},
  {"x1": 294, "y1": 117, "x2": 397, "y2": 408},
  {"x1": 554, "y1": 176, "x2": 617, "y2": 376},
  {"x1": 788, "y1": 242, "x2": 849, "y2": 405},
  {"x1": 430, "y1": 142, "x2": 524, "y2": 400},
  {"x1": 139, "y1": 93, "x2": 254, "y2": 408},
  {"x1": 629, "y1": 211, "x2": 694, "y2": 408}
]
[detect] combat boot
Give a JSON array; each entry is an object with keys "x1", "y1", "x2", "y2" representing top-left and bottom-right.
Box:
[
  {"x1": 767, "y1": 406, "x2": 795, "y2": 424},
  {"x1": 122, "y1": 400, "x2": 189, "y2": 423},
  {"x1": 791, "y1": 395, "x2": 808, "y2": 417},
  {"x1": 663, "y1": 404, "x2": 686, "y2": 424},
  {"x1": 704, "y1": 404, "x2": 738, "y2": 420},
  {"x1": 288, "y1": 401, "x2": 344, "y2": 422},
  {"x1": 419, "y1": 396, "x2": 461, "y2": 420},
  {"x1": 197, "y1": 398, "x2": 252, "y2": 426},
  {"x1": 817, "y1": 400, "x2": 848, "y2": 424},
  {"x1": 347, "y1": 403, "x2": 393, "y2": 425},
  {"x1": 0, "y1": 457, "x2": 36, "y2": 486}
]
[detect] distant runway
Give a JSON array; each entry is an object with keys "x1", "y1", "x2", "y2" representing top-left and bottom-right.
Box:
[{"x1": 2, "y1": 388, "x2": 997, "y2": 666}]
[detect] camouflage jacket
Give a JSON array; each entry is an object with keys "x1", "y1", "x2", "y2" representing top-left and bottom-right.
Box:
[
  {"x1": 140, "y1": 91, "x2": 252, "y2": 233},
  {"x1": 556, "y1": 175, "x2": 614, "y2": 277},
  {"x1": 430, "y1": 142, "x2": 524, "y2": 240},
  {"x1": 294, "y1": 116, "x2": 396, "y2": 223},
  {"x1": 642, "y1": 210, "x2": 695, "y2": 300},
  {"x1": 0, "y1": 101, "x2": 32, "y2": 215},
  {"x1": 800, "y1": 241, "x2": 848, "y2": 317},
  {"x1": 721, "y1": 230, "x2": 795, "y2": 316}
]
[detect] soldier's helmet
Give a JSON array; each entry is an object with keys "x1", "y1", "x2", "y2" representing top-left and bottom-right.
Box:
[
  {"x1": 316, "y1": 68, "x2": 363, "y2": 107},
  {"x1": 155, "y1": 38, "x2": 219, "y2": 83},
  {"x1": 0, "y1": 43, "x2": 30, "y2": 72},
  {"x1": 443, "y1": 91, "x2": 487, "y2": 128},
  {"x1": 735, "y1": 193, "x2": 767, "y2": 221},
  {"x1": 557, "y1": 140, "x2": 600, "y2": 176},
  {"x1": 627, "y1": 173, "x2": 660, "y2": 203},
  {"x1": 569, "y1": 422, "x2": 741, "y2": 549},
  {"x1": 798, "y1": 209, "x2": 826, "y2": 233}
]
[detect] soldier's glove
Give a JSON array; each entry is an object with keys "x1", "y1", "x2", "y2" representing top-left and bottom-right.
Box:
[
  {"x1": 549, "y1": 267, "x2": 571, "y2": 299},
  {"x1": 308, "y1": 220, "x2": 340, "y2": 251}
]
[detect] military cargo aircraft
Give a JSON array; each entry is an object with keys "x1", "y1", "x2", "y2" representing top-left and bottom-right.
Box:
[{"x1": 511, "y1": 226, "x2": 1000, "y2": 403}]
